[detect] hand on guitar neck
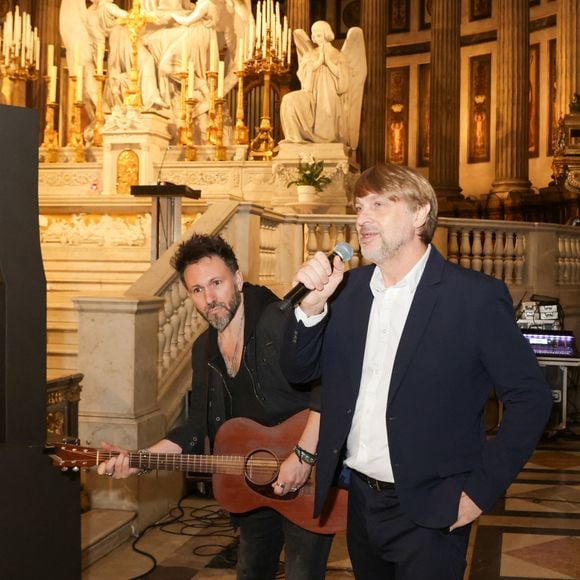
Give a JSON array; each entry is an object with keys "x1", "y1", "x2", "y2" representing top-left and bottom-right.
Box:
[{"x1": 96, "y1": 438, "x2": 182, "y2": 479}]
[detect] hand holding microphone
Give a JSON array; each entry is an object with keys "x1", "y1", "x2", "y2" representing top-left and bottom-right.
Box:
[{"x1": 279, "y1": 242, "x2": 353, "y2": 313}]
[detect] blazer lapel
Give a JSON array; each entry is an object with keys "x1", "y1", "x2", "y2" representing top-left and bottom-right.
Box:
[
  {"x1": 387, "y1": 248, "x2": 445, "y2": 407},
  {"x1": 333, "y1": 267, "x2": 374, "y2": 397}
]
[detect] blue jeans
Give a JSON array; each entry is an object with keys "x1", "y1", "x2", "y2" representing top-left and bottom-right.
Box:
[{"x1": 235, "y1": 508, "x2": 333, "y2": 580}]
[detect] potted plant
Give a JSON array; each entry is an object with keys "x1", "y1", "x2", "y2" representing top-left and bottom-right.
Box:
[{"x1": 287, "y1": 155, "x2": 331, "y2": 202}]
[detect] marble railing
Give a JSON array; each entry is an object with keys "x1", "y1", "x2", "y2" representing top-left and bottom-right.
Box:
[{"x1": 298, "y1": 217, "x2": 580, "y2": 291}]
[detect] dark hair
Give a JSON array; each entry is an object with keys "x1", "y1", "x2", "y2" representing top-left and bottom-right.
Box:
[
  {"x1": 353, "y1": 163, "x2": 438, "y2": 244},
  {"x1": 171, "y1": 234, "x2": 239, "y2": 285}
]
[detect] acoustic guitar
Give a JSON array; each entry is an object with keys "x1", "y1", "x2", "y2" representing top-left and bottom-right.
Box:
[{"x1": 48, "y1": 410, "x2": 347, "y2": 534}]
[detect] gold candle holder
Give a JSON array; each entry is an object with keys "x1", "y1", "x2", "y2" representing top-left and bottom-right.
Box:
[
  {"x1": 41, "y1": 75, "x2": 59, "y2": 163},
  {"x1": 249, "y1": 70, "x2": 274, "y2": 160},
  {"x1": 178, "y1": 71, "x2": 189, "y2": 146},
  {"x1": 185, "y1": 97, "x2": 197, "y2": 161},
  {"x1": 205, "y1": 70, "x2": 218, "y2": 146},
  {"x1": 215, "y1": 97, "x2": 227, "y2": 161},
  {"x1": 234, "y1": 70, "x2": 249, "y2": 145},
  {"x1": 70, "y1": 100, "x2": 85, "y2": 163},
  {"x1": 93, "y1": 73, "x2": 105, "y2": 147},
  {"x1": 42, "y1": 102, "x2": 60, "y2": 163},
  {"x1": 67, "y1": 75, "x2": 78, "y2": 146}
]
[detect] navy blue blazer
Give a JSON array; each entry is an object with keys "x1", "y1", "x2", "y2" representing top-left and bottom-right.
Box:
[{"x1": 281, "y1": 246, "x2": 552, "y2": 528}]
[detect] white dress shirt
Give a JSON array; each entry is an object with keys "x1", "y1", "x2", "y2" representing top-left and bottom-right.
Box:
[{"x1": 344, "y1": 245, "x2": 431, "y2": 482}]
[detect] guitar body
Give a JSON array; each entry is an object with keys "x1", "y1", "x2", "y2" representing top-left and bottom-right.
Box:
[{"x1": 212, "y1": 410, "x2": 347, "y2": 534}]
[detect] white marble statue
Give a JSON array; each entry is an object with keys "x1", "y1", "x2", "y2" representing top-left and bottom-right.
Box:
[
  {"x1": 58, "y1": 0, "x2": 253, "y2": 145},
  {"x1": 60, "y1": 0, "x2": 165, "y2": 115},
  {"x1": 280, "y1": 21, "x2": 367, "y2": 151}
]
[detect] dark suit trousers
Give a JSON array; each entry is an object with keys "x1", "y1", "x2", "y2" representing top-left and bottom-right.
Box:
[{"x1": 347, "y1": 473, "x2": 470, "y2": 580}]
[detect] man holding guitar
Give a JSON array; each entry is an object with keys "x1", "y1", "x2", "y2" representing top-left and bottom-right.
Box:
[{"x1": 96, "y1": 234, "x2": 334, "y2": 580}]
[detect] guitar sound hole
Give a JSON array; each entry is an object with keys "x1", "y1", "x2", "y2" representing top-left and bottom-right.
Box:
[{"x1": 245, "y1": 450, "x2": 279, "y2": 485}]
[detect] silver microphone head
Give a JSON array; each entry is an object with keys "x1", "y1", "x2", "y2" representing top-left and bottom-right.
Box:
[{"x1": 333, "y1": 242, "x2": 354, "y2": 262}]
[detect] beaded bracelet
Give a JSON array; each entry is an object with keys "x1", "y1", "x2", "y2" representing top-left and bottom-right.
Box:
[
  {"x1": 137, "y1": 448, "x2": 152, "y2": 476},
  {"x1": 293, "y1": 444, "x2": 317, "y2": 466}
]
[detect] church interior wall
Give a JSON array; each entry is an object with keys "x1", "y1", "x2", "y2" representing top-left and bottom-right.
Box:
[
  {"x1": 386, "y1": 0, "x2": 559, "y2": 202},
  {"x1": 459, "y1": 39, "x2": 496, "y2": 198}
]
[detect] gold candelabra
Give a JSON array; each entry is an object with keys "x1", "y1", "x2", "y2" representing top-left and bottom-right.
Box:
[
  {"x1": 0, "y1": 47, "x2": 38, "y2": 82},
  {"x1": 178, "y1": 71, "x2": 189, "y2": 146},
  {"x1": 70, "y1": 100, "x2": 85, "y2": 162},
  {"x1": 215, "y1": 98, "x2": 227, "y2": 161},
  {"x1": 185, "y1": 97, "x2": 197, "y2": 161},
  {"x1": 66, "y1": 76, "x2": 85, "y2": 163},
  {"x1": 93, "y1": 73, "x2": 106, "y2": 147},
  {"x1": 234, "y1": 70, "x2": 249, "y2": 145},
  {"x1": 205, "y1": 71, "x2": 218, "y2": 146},
  {"x1": 246, "y1": 29, "x2": 290, "y2": 160},
  {"x1": 117, "y1": 0, "x2": 155, "y2": 109},
  {"x1": 41, "y1": 77, "x2": 59, "y2": 163},
  {"x1": 0, "y1": 8, "x2": 40, "y2": 98}
]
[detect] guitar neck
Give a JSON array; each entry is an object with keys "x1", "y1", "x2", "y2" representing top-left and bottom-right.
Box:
[{"x1": 103, "y1": 451, "x2": 246, "y2": 475}]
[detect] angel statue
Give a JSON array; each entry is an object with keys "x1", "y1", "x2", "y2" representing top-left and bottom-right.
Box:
[{"x1": 280, "y1": 21, "x2": 367, "y2": 151}]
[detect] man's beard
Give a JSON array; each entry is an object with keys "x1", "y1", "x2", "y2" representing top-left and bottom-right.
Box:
[
  {"x1": 202, "y1": 289, "x2": 242, "y2": 331},
  {"x1": 360, "y1": 226, "x2": 414, "y2": 265}
]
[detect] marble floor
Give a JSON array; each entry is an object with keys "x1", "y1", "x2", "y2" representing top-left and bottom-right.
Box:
[{"x1": 83, "y1": 427, "x2": 580, "y2": 580}]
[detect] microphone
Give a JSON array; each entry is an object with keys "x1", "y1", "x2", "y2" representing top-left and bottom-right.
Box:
[
  {"x1": 156, "y1": 145, "x2": 170, "y2": 187},
  {"x1": 279, "y1": 242, "x2": 354, "y2": 311}
]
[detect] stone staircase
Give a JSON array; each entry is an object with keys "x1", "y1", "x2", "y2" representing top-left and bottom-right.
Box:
[{"x1": 43, "y1": 245, "x2": 152, "y2": 374}]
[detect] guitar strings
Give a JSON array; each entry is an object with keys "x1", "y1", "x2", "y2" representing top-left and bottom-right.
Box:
[{"x1": 59, "y1": 448, "x2": 297, "y2": 476}]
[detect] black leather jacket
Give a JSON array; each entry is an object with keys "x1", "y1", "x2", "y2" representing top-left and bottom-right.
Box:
[{"x1": 167, "y1": 283, "x2": 320, "y2": 454}]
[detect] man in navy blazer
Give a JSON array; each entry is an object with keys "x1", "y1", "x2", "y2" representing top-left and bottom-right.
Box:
[{"x1": 279, "y1": 163, "x2": 552, "y2": 579}]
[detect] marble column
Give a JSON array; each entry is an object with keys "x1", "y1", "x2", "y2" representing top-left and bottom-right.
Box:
[
  {"x1": 491, "y1": 0, "x2": 531, "y2": 195},
  {"x1": 286, "y1": 0, "x2": 310, "y2": 32},
  {"x1": 429, "y1": 0, "x2": 461, "y2": 199},
  {"x1": 556, "y1": 0, "x2": 580, "y2": 116},
  {"x1": 359, "y1": 0, "x2": 387, "y2": 169}
]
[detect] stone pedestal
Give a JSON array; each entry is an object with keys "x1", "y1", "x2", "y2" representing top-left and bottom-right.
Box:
[
  {"x1": 101, "y1": 107, "x2": 172, "y2": 195},
  {"x1": 73, "y1": 295, "x2": 183, "y2": 529}
]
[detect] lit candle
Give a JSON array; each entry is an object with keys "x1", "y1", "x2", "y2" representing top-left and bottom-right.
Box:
[
  {"x1": 49, "y1": 66, "x2": 57, "y2": 103},
  {"x1": 76, "y1": 64, "x2": 83, "y2": 102},
  {"x1": 47, "y1": 44, "x2": 54, "y2": 71},
  {"x1": 217, "y1": 60, "x2": 224, "y2": 98},
  {"x1": 210, "y1": 31, "x2": 218, "y2": 72},
  {"x1": 96, "y1": 43, "x2": 105, "y2": 76},
  {"x1": 248, "y1": 18, "x2": 255, "y2": 59},
  {"x1": 187, "y1": 60, "x2": 194, "y2": 99},
  {"x1": 14, "y1": 7, "x2": 20, "y2": 46},
  {"x1": 282, "y1": 16, "x2": 287, "y2": 56},
  {"x1": 256, "y1": 2, "x2": 261, "y2": 49},
  {"x1": 34, "y1": 29, "x2": 40, "y2": 67},
  {"x1": 181, "y1": 40, "x2": 187, "y2": 73},
  {"x1": 237, "y1": 37, "x2": 244, "y2": 71},
  {"x1": 287, "y1": 28, "x2": 292, "y2": 65}
]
